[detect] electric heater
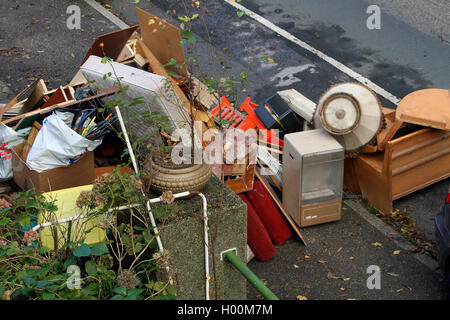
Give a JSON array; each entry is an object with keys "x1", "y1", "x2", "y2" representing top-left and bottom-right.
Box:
[{"x1": 282, "y1": 129, "x2": 344, "y2": 227}]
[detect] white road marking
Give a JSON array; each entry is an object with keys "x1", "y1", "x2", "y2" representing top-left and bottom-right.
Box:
[
  {"x1": 271, "y1": 64, "x2": 316, "y2": 87},
  {"x1": 84, "y1": 0, "x2": 130, "y2": 30},
  {"x1": 223, "y1": 0, "x2": 400, "y2": 105}
]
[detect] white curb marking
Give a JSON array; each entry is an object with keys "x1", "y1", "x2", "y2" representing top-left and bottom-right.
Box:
[
  {"x1": 84, "y1": 0, "x2": 130, "y2": 30},
  {"x1": 223, "y1": 0, "x2": 400, "y2": 105}
]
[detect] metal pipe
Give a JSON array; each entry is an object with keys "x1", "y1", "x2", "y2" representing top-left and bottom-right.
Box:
[
  {"x1": 223, "y1": 250, "x2": 279, "y2": 300},
  {"x1": 147, "y1": 191, "x2": 210, "y2": 300},
  {"x1": 114, "y1": 105, "x2": 166, "y2": 256}
]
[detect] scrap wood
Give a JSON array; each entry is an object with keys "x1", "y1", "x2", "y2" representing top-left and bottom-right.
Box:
[
  {"x1": 255, "y1": 167, "x2": 307, "y2": 246},
  {"x1": 81, "y1": 25, "x2": 138, "y2": 65},
  {"x1": 21, "y1": 121, "x2": 42, "y2": 161},
  {"x1": 40, "y1": 86, "x2": 71, "y2": 110},
  {"x1": 69, "y1": 70, "x2": 88, "y2": 87},
  {"x1": 116, "y1": 41, "x2": 137, "y2": 63},
  {"x1": 0, "y1": 79, "x2": 40, "y2": 122},
  {"x1": 2, "y1": 86, "x2": 119, "y2": 127},
  {"x1": 19, "y1": 79, "x2": 48, "y2": 115}
]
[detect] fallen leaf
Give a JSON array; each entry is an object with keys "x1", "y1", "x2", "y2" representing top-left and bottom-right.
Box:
[
  {"x1": 267, "y1": 57, "x2": 275, "y2": 63},
  {"x1": 318, "y1": 258, "x2": 327, "y2": 264},
  {"x1": 393, "y1": 250, "x2": 401, "y2": 255},
  {"x1": 296, "y1": 295, "x2": 308, "y2": 300},
  {"x1": 372, "y1": 242, "x2": 383, "y2": 247},
  {"x1": 336, "y1": 247, "x2": 342, "y2": 253},
  {"x1": 327, "y1": 272, "x2": 340, "y2": 280},
  {"x1": 349, "y1": 256, "x2": 354, "y2": 260},
  {"x1": 293, "y1": 264, "x2": 299, "y2": 269},
  {"x1": 387, "y1": 272, "x2": 400, "y2": 277}
]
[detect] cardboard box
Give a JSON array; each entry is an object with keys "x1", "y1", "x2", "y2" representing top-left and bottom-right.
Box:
[{"x1": 12, "y1": 142, "x2": 94, "y2": 193}]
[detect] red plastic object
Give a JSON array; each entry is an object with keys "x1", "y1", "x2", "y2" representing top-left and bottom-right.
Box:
[
  {"x1": 211, "y1": 97, "x2": 283, "y2": 147},
  {"x1": 238, "y1": 97, "x2": 283, "y2": 147},
  {"x1": 245, "y1": 178, "x2": 292, "y2": 245},
  {"x1": 210, "y1": 96, "x2": 244, "y2": 127},
  {"x1": 239, "y1": 194, "x2": 275, "y2": 262}
]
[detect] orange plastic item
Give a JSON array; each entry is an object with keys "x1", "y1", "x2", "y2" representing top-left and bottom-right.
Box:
[{"x1": 238, "y1": 97, "x2": 283, "y2": 147}]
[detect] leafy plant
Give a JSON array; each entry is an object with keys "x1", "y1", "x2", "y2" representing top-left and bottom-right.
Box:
[{"x1": 0, "y1": 169, "x2": 177, "y2": 300}]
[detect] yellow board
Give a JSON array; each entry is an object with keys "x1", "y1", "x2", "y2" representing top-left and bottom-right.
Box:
[{"x1": 39, "y1": 185, "x2": 106, "y2": 250}]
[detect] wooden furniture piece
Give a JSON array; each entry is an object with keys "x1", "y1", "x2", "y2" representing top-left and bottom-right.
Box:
[
  {"x1": 395, "y1": 89, "x2": 450, "y2": 130},
  {"x1": 355, "y1": 128, "x2": 450, "y2": 214},
  {"x1": 346, "y1": 88, "x2": 450, "y2": 215}
]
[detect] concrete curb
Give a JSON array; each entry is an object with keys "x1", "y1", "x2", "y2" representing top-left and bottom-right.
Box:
[{"x1": 344, "y1": 199, "x2": 439, "y2": 272}]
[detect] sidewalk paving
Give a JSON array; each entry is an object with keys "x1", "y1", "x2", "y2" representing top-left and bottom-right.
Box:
[{"x1": 247, "y1": 202, "x2": 448, "y2": 300}]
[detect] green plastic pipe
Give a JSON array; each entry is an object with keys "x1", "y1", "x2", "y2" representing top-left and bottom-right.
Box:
[{"x1": 223, "y1": 251, "x2": 279, "y2": 300}]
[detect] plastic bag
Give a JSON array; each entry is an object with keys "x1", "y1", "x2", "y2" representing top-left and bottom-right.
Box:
[
  {"x1": 0, "y1": 123, "x2": 32, "y2": 181},
  {"x1": 26, "y1": 113, "x2": 102, "y2": 172}
]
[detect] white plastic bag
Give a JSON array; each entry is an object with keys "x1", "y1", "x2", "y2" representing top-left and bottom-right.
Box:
[
  {"x1": 26, "y1": 113, "x2": 102, "y2": 172},
  {"x1": 0, "y1": 123, "x2": 32, "y2": 181}
]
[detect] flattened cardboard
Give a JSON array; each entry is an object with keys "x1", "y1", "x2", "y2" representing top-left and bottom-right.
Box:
[
  {"x1": 12, "y1": 142, "x2": 94, "y2": 193},
  {"x1": 136, "y1": 7, "x2": 188, "y2": 77}
]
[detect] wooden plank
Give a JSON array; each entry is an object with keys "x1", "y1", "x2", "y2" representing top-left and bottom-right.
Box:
[
  {"x1": 20, "y1": 79, "x2": 48, "y2": 115},
  {"x1": 40, "y1": 87, "x2": 68, "y2": 109},
  {"x1": 136, "y1": 7, "x2": 188, "y2": 77},
  {"x1": 255, "y1": 167, "x2": 307, "y2": 245},
  {"x1": 2, "y1": 87, "x2": 119, "y2": 127},
  {"x1": 0, "y1": 79, "x2": 40, "y2": 122},
  {"x1": 21, "y1": 121, "x2": 42, "y2": 161}
]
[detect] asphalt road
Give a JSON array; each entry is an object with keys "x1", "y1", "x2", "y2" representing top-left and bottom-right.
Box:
[{"x1": 0, "y1": 0, "x2": 448, "y2": 300}]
